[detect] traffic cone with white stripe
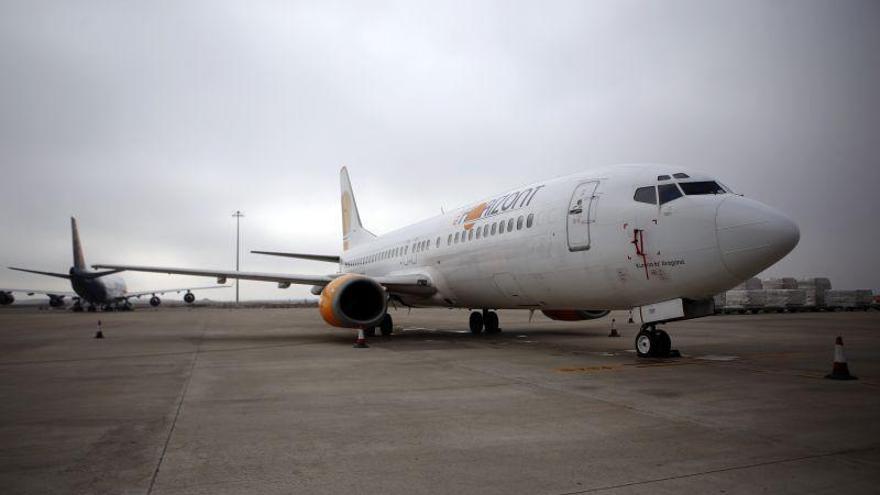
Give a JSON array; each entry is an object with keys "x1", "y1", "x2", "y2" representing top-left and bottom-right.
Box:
[
  {"x1": 353, "y1": 328, "x2": 369, "y2": 348},
  {"x1": 94, "y1": 320, "x2": 104, "y2": 339},
  {"x1": 608, "y1": 318, "x2": 620, "y2": 337},
  {"x1": 825, "y1": 336, "x2": 856, "y2": 380}
]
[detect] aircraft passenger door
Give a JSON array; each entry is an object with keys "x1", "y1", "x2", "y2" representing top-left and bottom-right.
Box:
[{"x1": 566, "y1": 181, "x2": 600, "y2": 251}]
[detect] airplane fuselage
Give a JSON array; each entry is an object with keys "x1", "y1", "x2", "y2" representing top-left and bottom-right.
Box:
[
  {"x1": 339, "y1": 164, "x2": 798, "y2": 311},
  {"x1": 69, "y1": 268, "x2": 127, "y2": 305}
]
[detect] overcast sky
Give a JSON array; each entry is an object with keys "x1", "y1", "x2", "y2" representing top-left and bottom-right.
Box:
[{"x1": 1, "y1": 0, "x2": 878, "y2": 301}]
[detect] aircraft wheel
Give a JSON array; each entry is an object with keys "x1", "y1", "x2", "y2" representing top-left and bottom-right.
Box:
[
  {"x1": 484, "y1": 311, "x2": 500, "y2": 334},
  {"x1": 87, "y1": 305, "x2": 97, "y2": 313},
  {"x1": 655, "y1": 329, "x2": 671, "y2": 356},
  {"x1": 72, "y1": 304, "x2": 83, "y2": 313},
  {"x1": 469, "y1": 311, "x2": 484, "y2": 334},
  {"x1": 636, "y1": 326, "x2": 671, "y2": 357},
  {"x1": 380, "y1": 314, "x2": 393, "y2": 336}
]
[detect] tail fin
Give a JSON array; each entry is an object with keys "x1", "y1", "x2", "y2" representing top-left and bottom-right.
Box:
[
  {"x1": 71, "y1": 217, "x2": 86, "y2": 269},
  {"x1": 340, "y1": 167, "x2": 376, "y2": 251}
]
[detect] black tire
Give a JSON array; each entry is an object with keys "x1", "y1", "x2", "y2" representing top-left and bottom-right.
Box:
[
  {"x1": 485, "y1": 311, "x2": 500, "y2": 334},
  {"x1": 469, "y1": 311, "x2": 484, "y2": 334},
  {"x1": 655, "y1": 329, "x2": 671, "y2": 357},
  {"x1": 380, "y1": 314, "x2": 393, "y2": 336},
  {"x1": 87, "y1": 306, "x2": 97, "y2": 313},
  {"x1": 184, "y1": 293, "x2": 195, "y2": 304}
]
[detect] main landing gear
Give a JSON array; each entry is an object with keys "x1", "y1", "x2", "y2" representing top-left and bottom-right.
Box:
[
  {"x1": 364, "y1": 314, "x2": 394, "y2": 338},
  {"x1": 635, "y1": 324, "x2": 673, "y2": 358},
  {"x1": 469, "y1": 310, "x2": 500, "y2": 334}
]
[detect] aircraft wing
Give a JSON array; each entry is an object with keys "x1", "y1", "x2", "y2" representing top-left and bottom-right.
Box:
[
  {"x1": 251, "y1": 251, "x2": 340, "y2": 263},
  {"x1": 92, "y1": 264, "x2": 336, "y2": 286},
  {"x1": 123, "y1": 285, "x2": 231, "y2": 299},
  {"x1": 0, "y1": 288, "x2": 78, "y2": 297},
  {"x1": 91, "y1": 264, "x2": 435, "y2": 294}
]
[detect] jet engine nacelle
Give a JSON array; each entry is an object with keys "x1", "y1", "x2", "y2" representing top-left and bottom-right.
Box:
[
  {"x1": 0, "y1": 292, "x2": 14, "y2": 305},
  {"x1": 541, "y1": 309, "x2": 610, "y2": 321},
  {"x1": 149, "y1": 296, "x2": 161, "y2": 307},
  {"x1": 48, "y1": 295, "x2": 66, "y2": 308},
  {"x1": 318, "y1": 274, "x2": 387, "y2": 328},
  {"x1": 183, "y1": 292, "x2": 195, "y2": 304}
]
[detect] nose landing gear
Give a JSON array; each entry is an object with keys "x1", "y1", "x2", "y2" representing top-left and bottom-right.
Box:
[{"x1": 635, "y1": 324, "x2": 673, "y2": 358}]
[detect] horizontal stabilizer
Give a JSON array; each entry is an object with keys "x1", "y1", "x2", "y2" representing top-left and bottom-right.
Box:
[
  {"x1": 251, "y1": 251, "x2": 340, "y2": 263},
  {"x1": 8, "y1": 267, "x2": 71, "y2": 280}
]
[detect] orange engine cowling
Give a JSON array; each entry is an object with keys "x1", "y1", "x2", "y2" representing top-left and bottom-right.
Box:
[
  {"x1": 541, "y1": 309, "x2": 610, "y2": 321},
  {"x1": 319, "y1": 274, "x2": 387, "y2": 328}
]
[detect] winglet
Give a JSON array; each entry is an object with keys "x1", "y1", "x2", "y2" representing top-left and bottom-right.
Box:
[
  {"x1": 340, "y1": 167, "x2": 376, "y2": 251},
  {"x1": 71, "y1": 217, "x2": 85, "y2": 269}
]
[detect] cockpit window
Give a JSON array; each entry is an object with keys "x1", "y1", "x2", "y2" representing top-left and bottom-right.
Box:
[
  {"x1": 679, "y1": 181, "x2": 726, "y2": 195},
  {"x1": 658, "y1": 183, "x2": 683, "y2": 205},
  {"x1": 634, "y1": 186, "x2": 657, "y2": 205},
  {"x1": 657, "y1": 175, "x2": 670, "y2": 181},
  {"x1": 673, "y1": 172, "x2": 690, "y2": 179}
]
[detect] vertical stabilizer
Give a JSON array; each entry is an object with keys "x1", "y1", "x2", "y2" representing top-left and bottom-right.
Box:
[
  {"x1": 71, "y1": 217, "x2": 86, "y2": 269},
  {"x1": 340, "y1": 167, "x2": 376, "y2": 251}
]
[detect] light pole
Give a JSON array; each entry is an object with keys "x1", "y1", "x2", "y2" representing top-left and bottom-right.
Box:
[{"x1": 232, "y1": 210, "x2": 244, "y2": 304}]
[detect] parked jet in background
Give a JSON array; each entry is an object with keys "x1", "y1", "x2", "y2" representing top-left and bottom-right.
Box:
[
  {"x1": 3, "y1": 218, "x2": 227, "y2": 311},
  {"x1": 95, "y1": 165, "x2": 799, "y2": 356}
]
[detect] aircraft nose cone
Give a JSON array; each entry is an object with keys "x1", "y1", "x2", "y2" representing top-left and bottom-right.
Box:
[{"x1": 716, "y1": 196, "x2": 799, "y2": 279}]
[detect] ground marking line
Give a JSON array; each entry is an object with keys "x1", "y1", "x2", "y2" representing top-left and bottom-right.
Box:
[{"x1": 146, "y1": 323, "x2": 207, "y2": 495}]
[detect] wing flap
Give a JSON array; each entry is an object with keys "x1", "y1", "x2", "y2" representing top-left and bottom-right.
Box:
[
  {"x1": 93, "y1": 264, "x2": 335, "y2": 286},
  {"x1": 251, "y1": 251, "x2": 340, "y2": 263}
]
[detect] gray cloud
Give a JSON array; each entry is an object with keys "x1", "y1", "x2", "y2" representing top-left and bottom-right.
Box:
[{"x1": 2, "y1": 0, "x2": 878, "y2": 299}]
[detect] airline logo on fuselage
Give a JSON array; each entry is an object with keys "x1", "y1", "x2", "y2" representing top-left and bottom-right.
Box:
[{"x1": 454, "y1": 185, "x2": 544, "y2": 230}]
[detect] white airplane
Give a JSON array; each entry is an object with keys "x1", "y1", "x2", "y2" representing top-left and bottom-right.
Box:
[
  {"x1": 2, "y1": 218, "x2": 228, "y2": 311},
  {"x1": 95, "y1": 165, "x2": 799, "y2": 357}
]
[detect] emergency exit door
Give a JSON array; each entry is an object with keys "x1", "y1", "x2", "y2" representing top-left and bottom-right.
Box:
[{"x1": 566, "y1": 181, "x2": 599, "y2": 251}]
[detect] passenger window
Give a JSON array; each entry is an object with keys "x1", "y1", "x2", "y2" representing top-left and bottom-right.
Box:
[
  {"x1": 483, "y1": 224, "x2": 489, "y2": 237},
  {"x1": 517, "y1": 216, "x2": 523, "y2": 230},
  {"x1": 436, "y1": 237, "x2": 440, "y2": 248},
  {"x1": 526, "y1": 213, "x2": 534, "y2": 228},
  {"x1": 507, "y1": 218, "x2": 514, "y2": 231},
  {"x1": 497, "y1": 221, "x2": 504, "y2": 234},
  {"x1": 476, "y1": 227, "x2": 482, "y2": 239},
  {"x1": 447, "y1": 234, "x2": 452, "y2": 246},
  {"x1": 454, "y1": 232, "x2": 459, "y2": 243},
  {"x1": 468, "y1": 229, "x2": 473, "y2": 241},
  {"x1": 491, "y1": 223, "x2": 497, "y2": 235},
  {"x1": 634, "y1": 186, "x2": 657, "y2": 205},
  {"x1": 658, "y1": 184, "x2": 683, "y2": 205}
]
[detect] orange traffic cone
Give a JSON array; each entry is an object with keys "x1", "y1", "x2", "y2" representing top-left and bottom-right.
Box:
[
  {"x1": 825, "y1": 336, "x2": 856, "y2": 380},
  {"x1": 353, "y1": 328, "x2": 369, "y2": 348},
  {"x1": 608, "y1": 318, "x2": 620, "y2": 337}
]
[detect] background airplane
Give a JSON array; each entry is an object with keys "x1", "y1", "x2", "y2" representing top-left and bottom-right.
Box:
[
  {"x1": 95, "y1": 165, "x2": 799, "y2": 356},
  {"x1": 3, "y1": 218, "x2": 227, "y2": 311}
]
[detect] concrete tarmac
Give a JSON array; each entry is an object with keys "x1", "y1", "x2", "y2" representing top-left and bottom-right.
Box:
[{"x1": 0, "y1": 307, "x2": 878, "y2": 494}]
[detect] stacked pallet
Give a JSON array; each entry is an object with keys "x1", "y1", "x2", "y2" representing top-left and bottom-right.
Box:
[
  {"x1": 825, "y1": 289, "x2": 874, "y2": 310},
  {"x1": 734, "y1": 278, "x2": 763, "y2": 290},
  {"x1": 763, "y1": 278, "x2": 798, "y2": 289},
  {"x1": 763, "y1": 289, "x2": 807, "y2": 310},
  {"x1": 796, "y1": 278, "x2": 832, "y2": 307},
  {"x1": 725, "y1": 289, "x2": 767, "y2": 311}
]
